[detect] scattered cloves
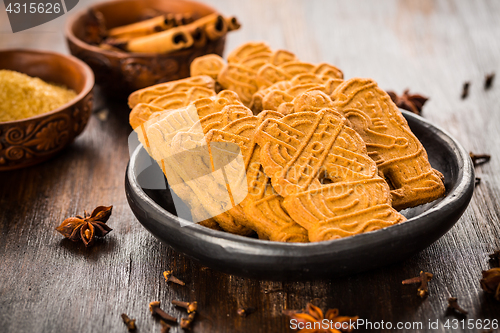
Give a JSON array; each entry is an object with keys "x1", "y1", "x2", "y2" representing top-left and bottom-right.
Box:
[
  {"x1": 237, "y1": 307, "x2": 256, "y2": 317},
  {"x1": 461, "y1": 82, "x2": 470, "y2": 99},
  {"x1": 163, "y1": 270, "x2": 186, "y2": 286},
  {"x1": 160, "y1": 320, "x2": 171, "y2": 333},
  {"x1": 485, "y1": 73, "x2": 495, "y2": 90},
  {"x1": 180, "y1": 312, "x2": 197, "y2": 330},
  {"x1": 480, "y1": 268, "x2": 500, "y2": 301},
  {"x1": 469, "y1": 152, "x2": 491, "y2": 166},
  {"x1": 489, "y1": 250, "x2": 500, "y2": 267},
  {"x1": 475, "y1": 177, "x2": 481, "y2": 186},
  {"x1": 149, "y1": 301, "x2": 177, "y2": 323},
  {"x1": 402, "y1": 271, "x2": 433, "y2": 298},
  {"x1": 447, "y1": 297, "x2": 468, "y2": 316},
  {"x1": 121, "y1": 313, "x2": 136, "y2": 331},
  {"x1": 172, "y1": 300, "x2": 198, "y2": 313}
]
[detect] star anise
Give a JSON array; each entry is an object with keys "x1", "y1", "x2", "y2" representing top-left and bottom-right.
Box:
[
  {"x1": 284, "y1": 303, "x2": 358, "y2": 333},
  {"x1": 387, "y1": 89, "x2": 429, "y2": 115},
  {"x1": 56, "y1": 206, "x2": 113, "y2": 247},
  {"x1": 480, "y1": 268, "x2": 500, "y2": 301}
]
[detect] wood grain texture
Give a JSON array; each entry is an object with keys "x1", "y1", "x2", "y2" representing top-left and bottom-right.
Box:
[{"x1": 1, "y1": 0, "x2": 500, "y2": 332}]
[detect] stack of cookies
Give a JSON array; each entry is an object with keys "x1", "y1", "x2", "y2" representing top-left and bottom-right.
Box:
[{"x1": 128, "y1": 41, "x2": 445, "y2": 243}]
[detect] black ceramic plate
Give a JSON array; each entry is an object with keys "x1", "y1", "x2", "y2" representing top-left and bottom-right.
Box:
[{"x1": 125, "y1": 110, "x2": 474, "y2": 280}]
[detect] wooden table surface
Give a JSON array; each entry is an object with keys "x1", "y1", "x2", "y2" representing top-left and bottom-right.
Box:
[{"x1": 1, "y1": 0, "x2": 499, "y2": 332}]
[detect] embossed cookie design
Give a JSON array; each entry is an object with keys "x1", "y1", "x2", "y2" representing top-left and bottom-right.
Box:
[
  {"x1": 190, "y1": 54, "x2": 227, "y2": 79},
  {"x1": 127, "y1": 43, "x2": 447, "y2": 243},
  {"x1": 254, "y1": 109, "x2": 405, "y2": 241},
  {"x1": 206, "y1": 111, "x2": 309, "y2": 242},
  {"x1": 128, "y1": 75, "x2": 215, "y2": 108},
  {"x1": 331, "y1": 78, "x2": 446, "y2": 210},
  {"x1": 132, "y1": 90, "x2": 253, "y2": 235}
]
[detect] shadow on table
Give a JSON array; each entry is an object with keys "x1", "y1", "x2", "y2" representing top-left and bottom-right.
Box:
[{"x1": 58, "y1": 236, "x2": 117, "y2": 259}]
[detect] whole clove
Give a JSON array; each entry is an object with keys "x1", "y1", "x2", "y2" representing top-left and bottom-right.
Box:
[
  {"x1": 461, "y1": 82, "x2": 470, "y2": 99},
  {"x1": 484, "y1": 73, "x2": 495, "y2": 90},
  {"x1": 121, "y1": 313, "x2": 136, "y2": 331},
  {"x1": 180, "y1": 312, "x2": 197, "y2": 330},
  {"x1": 402, "y1": 271, "x2": 433, "y2": 298},
  {"x1": 469, "y1": 152, "x2": 491, "y2": 166},
  {"x1": 447, "y1": 297, "x2": 468, "y2": 316},
  {"x1": 160, "y1": 320, "x2": 171, "y2": 333},
  {"x1": 475, "y1": 177, "x2": 481, "y2": 186},
  {"x1": 263, "y1": 287, "x2": 284, "y2": 294},
  {"x1": 237, "y1": 307, "x2": 256, "y2": 317},
  {"x1": 149, "y1": 301, "x2": 177, "y2": 322},
  {"x1": 172, "y1": 300, "x2": 197, "y2": 313},
  {"x1": 163, "y1": 270, "x2": 186, "y2": 286},
  {"x1": 489, "y1": 250, "x2": 500, "y2": 267}
]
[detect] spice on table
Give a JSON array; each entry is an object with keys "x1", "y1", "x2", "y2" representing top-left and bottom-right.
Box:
[
  {"x1": 263, "y1": 287, "x2": 284, "y2": 294},
  {"x1": 180, "y1": 312, "x2": 197, "y2": 330},
  {"x1": 484, "y1": 73, "x2": 495, "y2": 90},
  {"x1": 163, "y1": 270, "x2": 186, "y2": 286},
  {"x1": 475, "y1": 177, "x2": 481, "y2": 186},
  {"x1": 160, "y1": 320, "x2": 171, "y2": 333},
  {"x1": 387, "y1": 90, "x2": 429, "y2": 115},
  {"x1": 480, "y1": 268, "x2": 500, "y2": 301},
  {"x1": 172, "y1": 300, "x2": 197, "y2": 313},
  {"x1": 149, "y1": 301, "x2": 177, "y2": 323},
  {"x1": 469, "y1": 152, "x2": 491, "y2": 166},
  {"x1": 489, "y1": 250, "x2": 500, "y2": 267},
  {"x1": 283, "y1": 303, "x2": 358, "y2": 333},
  {"x1": 447, "y1": 297, "x2": 468, "y2": 316},
  {"x1": 461, "y1": 82, "x2": 470, "y2": 99},
  {"x1": 121, "y1": 313, "x2": 136, "y2": 331},
  {"x1": 237, "y1": 307, "x2": 256, "y2": 317},
  {"x1": 402, "y1": 271, "x2": 433, "y2": 298},
  {"x1": 55, "y1": 206, "x2": 113, "y2": 247},
  {"x1": 0, "y1": 70, "x2": 77, "y2": 123}
]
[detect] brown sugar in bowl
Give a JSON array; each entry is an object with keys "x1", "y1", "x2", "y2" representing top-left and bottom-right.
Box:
[
  {"x1": 0, "y1": 49, "x2": 94, "y2": 171},
  {"x1": 65, "y1": 0, "x2": 226, "y2": 97}
]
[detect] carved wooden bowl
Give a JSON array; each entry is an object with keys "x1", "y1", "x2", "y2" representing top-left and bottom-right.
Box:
[
  {"x1": 0, "y1": 49, "x2": 94, "y2": 171},
  {"x1": 65, "y1": 0, "x2": 226, "y2": 97}
]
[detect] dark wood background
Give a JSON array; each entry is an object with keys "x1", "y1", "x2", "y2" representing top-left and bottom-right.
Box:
[{"x1": 1, "y1": 0, "x2": 499, "y2": 332}]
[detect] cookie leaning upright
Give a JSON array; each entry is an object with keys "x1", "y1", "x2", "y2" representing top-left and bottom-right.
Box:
[
  {"x1": 205, "y1": 111, "x2": 309, "y2": 242},
  {"x1": 331, "y1": 78, "x2": 446, "y2": 210}
]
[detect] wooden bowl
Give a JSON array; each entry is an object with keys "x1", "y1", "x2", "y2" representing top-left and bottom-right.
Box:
[
  {"x1": 65, "y1": 0, "x2": 226, "y2": 97},
  {"x1": 125, "y1": 111, "x2": 475, "y2": 280},
  {"x1": 0, "y1": 49, "x2": 94, "y2": 171}
]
